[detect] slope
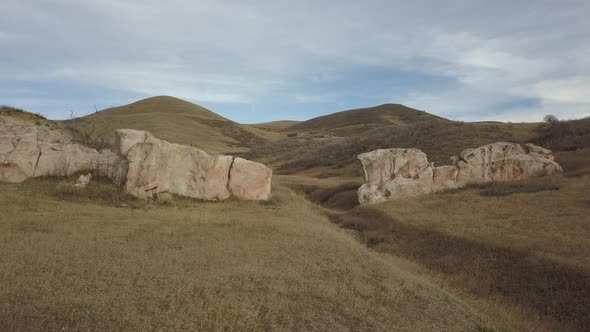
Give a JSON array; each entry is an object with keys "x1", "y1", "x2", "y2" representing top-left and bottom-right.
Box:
[
  {"x1": 286, "y1": 103, "x2": 449, "y2": 137},
  {"x1": 70, "y1": 96, "x2": 280, "y2": 154},
  {"x1": 0, "y1": 177, "x2": 487, "y2": 331}
]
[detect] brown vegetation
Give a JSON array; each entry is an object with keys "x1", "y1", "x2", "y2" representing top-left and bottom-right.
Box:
[
  {"x1": 331, "y1": 175, "x2": 590, "y2": 331},
  {"x1": 251, "y1": 121, "x2": 532, "y2": 176},
  {"x1": 0, "y1": 178, "x2": 486, "y2": 331},
  {"x1": 286, "y1": 103, "x2": 449, "y2": 134},
  {"x1": 68, "y1": 96, "x2": 280, "y2": 155}
]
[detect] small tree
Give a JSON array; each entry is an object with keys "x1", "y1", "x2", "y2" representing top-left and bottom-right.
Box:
[{"x1": 543, "y1": 114, "x2": 559, "y2": 123}]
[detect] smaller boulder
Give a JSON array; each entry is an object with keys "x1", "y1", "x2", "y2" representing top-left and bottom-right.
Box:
[{"x1": 74, "y1": 173, "x2": 92, "y2": 188}]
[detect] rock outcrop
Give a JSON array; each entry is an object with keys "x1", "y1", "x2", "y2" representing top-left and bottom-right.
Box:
[
  {"x1": 74, "y1": 173, "x2": 92, "y2": 188},
  {"x1": 117, "y1": 129, "x2": 272, "y2": 200},
  {"x1": 0, "y1": 124, "x2": 272, "y2": 201},
  {"x1": 358, "y1": 142, "x2": 562, "y2": 204},
  {"x1": 34, "y1": 142, "x2": 99, "y2": 177}
]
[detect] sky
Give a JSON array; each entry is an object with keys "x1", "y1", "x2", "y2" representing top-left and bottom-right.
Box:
[{"x1": 1, "y1": 0, "x2": 589, "y2": 123}]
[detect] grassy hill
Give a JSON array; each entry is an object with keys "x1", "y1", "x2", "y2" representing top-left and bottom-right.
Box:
[
  {"x1": 249, "y1": 120, "x2": 300, "y2": 132},
  {"x1": 3, "y1": 97, "x2": 589, "y2": 331},
  {"x1": 0, "y1": 105, "x2": 58, "y2": 128},
  {"x1": 248, "y1": 120, "x2": 540, "y2": 177},
  {"x1": 69, "y1": 96, "x2": 280, "y2": 154},
  {"x1": 286, "y1": 104, "x2": 449, "y2": 137}
]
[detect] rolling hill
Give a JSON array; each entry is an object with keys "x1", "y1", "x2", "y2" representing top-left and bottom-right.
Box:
[
  {"x1": 286, "y1": 103, "x2": 450, "y2": 137},
  {"x1": 2, "y1": 97, "x2": 589, "y2": 330},
  {"x1": 70, "y1": 96, "x2": 281, "y2": 154},
  {"x1": 249, "y1": 120, "x2": 300, "y2": 132}
]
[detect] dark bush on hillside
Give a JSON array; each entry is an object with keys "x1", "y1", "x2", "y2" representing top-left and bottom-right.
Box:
[
  {"x1": 65, "y1": 112, "x2": 113, "y2": 151},
  {"x1": 476, "y1": 181, "x2": 560, "y2": 196},
  {"x1": 534, "y1": 117, "x2": 590, "y2": 151}
]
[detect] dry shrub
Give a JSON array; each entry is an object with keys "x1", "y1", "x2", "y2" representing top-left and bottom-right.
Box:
[
  {"x1": 264, "y1": 121, "x2": 517, "y2": 175},
  {"x1": 471, "y1": 181, "x2": 560, "y2": 196},
  {"x1": 534, "y1": 117, "x2": 590, "y2": 151},
  {"x1": 65, "y1": 111, "x2": 113, "y2": 150}
]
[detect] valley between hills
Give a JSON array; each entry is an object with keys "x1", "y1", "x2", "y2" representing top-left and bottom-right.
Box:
[{"x1": 1, "y1": 96, "x2": 589, "y2": 331}]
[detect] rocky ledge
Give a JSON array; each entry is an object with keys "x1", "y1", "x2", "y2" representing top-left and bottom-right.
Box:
[
  {"x1": 0, "y1": 124, "x2": 271, "y2": 201},
  {"x1": 358, "y1": 142, "x2": 562, "y2": 204}
]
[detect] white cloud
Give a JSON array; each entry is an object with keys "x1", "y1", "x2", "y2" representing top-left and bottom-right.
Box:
[{"x1": 1, "y1": 0, "x2": 589, "y2": 120}]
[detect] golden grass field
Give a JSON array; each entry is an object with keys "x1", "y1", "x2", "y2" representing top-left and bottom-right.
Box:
[
  {"x1": 0, "y1": 178, "x2": 491, "y2": 331},
  {"x1": 1, "y1": 99, "x2": 589, "y2": 331},
  {"x1": 330, "y1": 175, "x2": 590, "y2": 331}
]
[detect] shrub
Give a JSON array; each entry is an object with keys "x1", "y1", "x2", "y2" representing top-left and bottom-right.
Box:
[
  {"x1": 477, "y1": 181, "x2": 560, "y2": 196},
  {"x1": 534, "y1": 117, "x2": 590, "y2": 151}
]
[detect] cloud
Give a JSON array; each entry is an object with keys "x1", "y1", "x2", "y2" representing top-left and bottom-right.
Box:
[{"x1": 0, "y1": 0, "x2": 589, "y2": 121}]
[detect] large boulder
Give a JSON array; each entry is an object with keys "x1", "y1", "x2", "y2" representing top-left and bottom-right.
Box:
[
  {"x1": 125, "y1": 139, "x2": 234, "y2": 200},
  {"x1": 455, "y1": 142, "x2": 563, "y2": 184},
  {"x1": 228, "y1": 157, "x2": 272, "y2": 200},
  {"x1": 123, "y1": 131, "x2": 271, "y2": 201},
  {"x1": 358, "y1": 143, "x2": 562, "y2": 204},
  {"x1": 0, "y1": 125, "x2": 40, "y2": 183},
  {"x1": 357, "y1": 149, "x2": 435, "y2": 204}
]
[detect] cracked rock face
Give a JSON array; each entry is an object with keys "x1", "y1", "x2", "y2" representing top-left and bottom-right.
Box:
[
  {"x1": 118, "y1": 129, "x2": 272, "y2": 201},
  {"x1": 358, "y1": 142, "x2": 563, "y2": 204},
  {"x1": 0, "y1": 125, "x2": 272, "y2": 201}
]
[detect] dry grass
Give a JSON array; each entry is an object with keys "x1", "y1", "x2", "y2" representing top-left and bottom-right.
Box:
[
  {"x1": 0, "y1": 105, "x2": 58, "y2": 128},
  {"x1": 67, "y1": 96, "x2": 280, "y2": 155},
  {"x1": 335, "y1": 175, "x2": 590, "y2": 331},
  {"x1": 286, "y1": 103, "x2": 448, "y2": 134},
  {"x1": 0, "y1": 177, "x2": 486, "y2": 331},
  {"x1": 256, "y1": 121, "x2": 532, "y2": 176},
  {"x1": 441, "y1": 178, "x2": 562, "y2": 197},
  {"x1": 248, "y1": 120, "x2": 300, "y2": 132}
]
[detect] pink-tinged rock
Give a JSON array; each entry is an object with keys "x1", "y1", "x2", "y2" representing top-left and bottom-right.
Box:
[
  {"x1": 358, "y1": 142, "x2": 562, "y2": 205},
  {"x1": 433, "y1": 165, "x2": 459, "y2": 191},
  {"x1": 455, "y1": 142, "x2": 562, "y2": 184},
  {"x1": 33, "y1": 142, "x2": 99, "y2": 177},
  {"x1": 124, "y1": 138, "x2": 233, "y2": 200},
  {"x1": 228, "y1": 157, "x2": 272, "y2": 200},
  {"x1": 357, "y1": 148, "x2": 434, "y2": 204}
]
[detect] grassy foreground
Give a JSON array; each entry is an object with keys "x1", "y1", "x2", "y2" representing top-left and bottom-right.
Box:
[
  {"x1": 0, "y1": 178, "x2": 485, "y2": 331},
  {"x1": 332, "y1": 175, "x2": 590, "y2": 331}
]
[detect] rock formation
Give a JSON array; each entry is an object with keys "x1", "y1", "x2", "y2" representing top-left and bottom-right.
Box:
[
  {"x1": 74, "y1": 173, "x2": 92, "y2": 188},
  {"x1": 0, "y1": 124, "x2": 272, "y2": 201},
  {"x1": 358, "y1": 142, "x2": 562, "y2": 204}
]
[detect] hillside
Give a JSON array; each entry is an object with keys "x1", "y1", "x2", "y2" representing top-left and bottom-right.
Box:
[
  {"x1": 286, "y1": 104, "x2": 449, "y2": 137},
  {"x1": 249, "y1": 120, "x2": 300, "y2": 132},
  {"x1": 248, "y1": 120, "x2": 540, "y2": 177},
  {"x1": 0, "y1": 177, "x2": 487, "y2": 331},
  {"x1": 70, "y1": 96, "x2": 280, "y2": 154},
  {"x1": 0, "y1": 105, "x2": 58, "y2": 128}
]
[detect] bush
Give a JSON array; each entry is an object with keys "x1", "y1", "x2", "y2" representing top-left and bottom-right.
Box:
[
  {"x1": 534, "y1": 117, "x2": 590, "y2": 151},
  {"x1": 477, "y1": 181, "x2": 560, "y2": 196}
]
